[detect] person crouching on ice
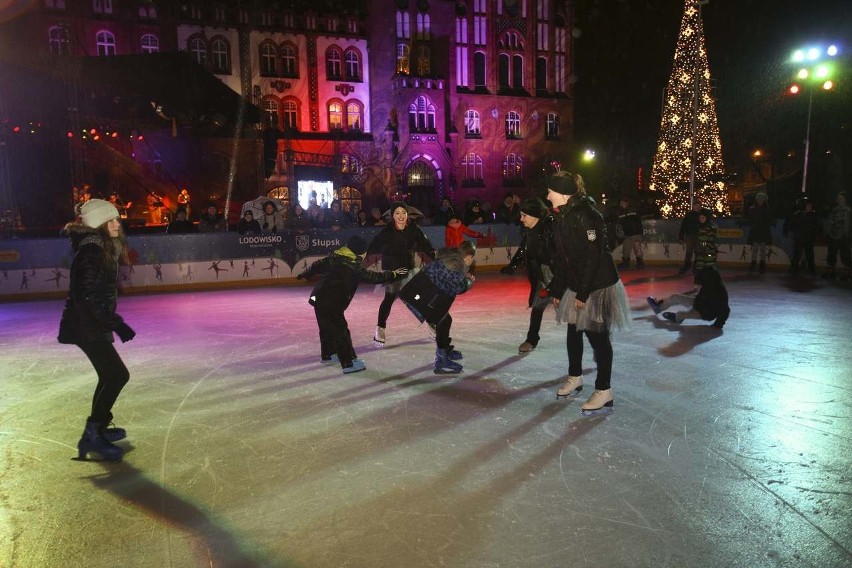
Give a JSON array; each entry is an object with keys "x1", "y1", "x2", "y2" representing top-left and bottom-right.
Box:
[
  {"x1": 297, "y1": 235, "x2": 408, "y2": 374},
  {"x1": 647, "y1": 266, "x2": 730, "y2": 329},
  {"x1": 401, "y1": 241, "x2": 476, "y2": 374}
]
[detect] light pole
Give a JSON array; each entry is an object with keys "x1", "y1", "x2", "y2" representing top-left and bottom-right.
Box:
[{"x1": 789, "y1": 44, "x2": 837, "y2": 193}]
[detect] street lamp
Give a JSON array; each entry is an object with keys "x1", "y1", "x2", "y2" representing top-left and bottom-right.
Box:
[{"x1": 789, "y1": 44, "x2": 838, "y2": 193}]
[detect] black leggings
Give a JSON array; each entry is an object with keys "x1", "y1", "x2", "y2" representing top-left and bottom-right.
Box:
[
  {"x1": 565, "y1": 324, "x2": 613, "y2": 391},
  {"x1": 79, "y1": 342, "x2": 130, "y2": 424},
  {"x1": 377, "y1": 290, "x2": 398, "y2": 328}
]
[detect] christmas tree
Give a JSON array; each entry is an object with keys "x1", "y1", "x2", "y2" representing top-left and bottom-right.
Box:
[{"x1": 649, "y1": 0, "x2": 729, "y2": 218}]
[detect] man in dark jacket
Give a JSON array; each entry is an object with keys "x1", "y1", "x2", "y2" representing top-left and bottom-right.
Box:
[
  {"x1": 784, "y1": 198, "x2": 821, "y2": 276},
  {"x1": 678, "y1": 201, "x2": 702, "y2": 274},
  {"x1": 617, "y1": 197, "x2": 644, "y2": 269},
  {"x1": 513, "y1": 198, "x2": 555, "y2": 354},
  {"x1": 647, "y1": 266, "x2": 730, "y2": 329},
  {"x1": 298, "y1": 236, "x2": 407, "y2": 374}
]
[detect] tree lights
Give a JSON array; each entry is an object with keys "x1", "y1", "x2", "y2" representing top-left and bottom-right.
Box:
[{"x1": 649, "y1": 0, "x2": 729, "y2": 219}]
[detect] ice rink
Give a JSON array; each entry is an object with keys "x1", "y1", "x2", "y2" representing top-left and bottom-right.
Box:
[{"x1": 1, "y1": 267, "x2": 850, "y2": 568}]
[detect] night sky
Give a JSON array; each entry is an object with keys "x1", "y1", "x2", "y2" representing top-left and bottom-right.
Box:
[{"x1": 572, "y1": 0, "x2": 852, "y2": 199}]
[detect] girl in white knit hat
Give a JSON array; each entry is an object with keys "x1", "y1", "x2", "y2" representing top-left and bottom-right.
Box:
[{"x1": 58, "y1": 199, "x2": 136, "y2": 461}]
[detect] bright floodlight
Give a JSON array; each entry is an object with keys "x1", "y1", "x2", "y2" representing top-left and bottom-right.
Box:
[
  {"x1": 789, "y1": 84, "x2": 800, "y2": 94},
  {"x1": 583, "y1": 149, "x2": 596, "y2": 161},
  {"x1": 792, "y1": 49, "x2": 805, "y2": 62},
  {"x1": 827, "y1": 45, "x2": 838, "y2": 57},
  {"x1": 814, "y1": 64, "x2": 830, "y2": 79},
  {"x1": 823, "y1": 80, "x2": 834, "y2": 90},
  {"x1": 806, "y1": 48, "x2": 820, "y2": 60},
  {"x1": 797, "y1": 68, "x2": 809, "y2": 79}
]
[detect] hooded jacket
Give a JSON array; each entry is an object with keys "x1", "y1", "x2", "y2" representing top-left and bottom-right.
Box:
[{"x1": 58, "y1": 224, "x2": 129, "y2": 344}]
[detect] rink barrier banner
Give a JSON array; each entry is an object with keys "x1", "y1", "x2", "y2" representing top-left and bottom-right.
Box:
[{"x1": 0, "y1": 219, "x2": 815, "y2": 300}]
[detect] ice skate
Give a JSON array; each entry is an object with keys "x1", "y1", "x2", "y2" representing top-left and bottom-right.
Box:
[
  {"x1": 342, "y1": 359, "x2": 366, "y2": 374},
  {"x1": 102, "y1": 422, "x2": 127, "y2": 443},
  {"x1": 518, "y1": 341, "x2": 536, "y2": 354},
  {"x1": 646, "y1": 297, "x2": 663, "y2": 314},
  {"x1": 373, "y1": 326, "x2": 386, "y2": 347},
  {"x1": 446, "y1": 346, "x2": 463, "y2": 360},
  {"x1": 77, "y1": 421, "x2": 123, "y2": 462},
  {"x1": 581, "y1": 389, "x2": 614, "y2": 416},
  {"x1": 434, "y1": 348, "x2": 463, "y2": 374},
  {"x1": 662, "y1": 311, "x2": 678, "y2": 323},
  {"x1": 556, "y1": 375, "x2": 583, "y2": 398},
  {"x1": 321, "y1": 354, "x2": 339, "y2": 365}
]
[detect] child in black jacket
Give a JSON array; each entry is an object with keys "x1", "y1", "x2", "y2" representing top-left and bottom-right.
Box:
[
  {"x1": 298, "y1": 236, "x2": 407, "y2": 373},
  {"x1": 647, "y1": 266, "x2": 730, "y2": 329}
]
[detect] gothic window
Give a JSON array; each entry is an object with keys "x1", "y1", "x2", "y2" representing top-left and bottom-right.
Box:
[
  {"x1": 326, "y1": 46, "x2": 342, "y2": 80},
  {"x1": 96, "y1": 30, "x2": 116, "y2": 56},
  {"x1": 344, "y1": 48, "x2": 361, "y2": 81},
  {"x1": 456, "y1": 46, "x2": 469, "y2": 86},
  {"x1": 210, "y1": 37, "x2": 230, "y2": 74},
  {"x1": 536, "y1": 57, "x2": 547, "y2": 91},
  {"x1": 416, "y1": 13, "x2": 431, "y2": 39},
  {"x1": 346, "y1": 101, "x2": 363, "y2": 131},
  {"x1": 328, "y1": 101, "x2": 343, "y2": 130},
  {"x1": 512, "y1": 54, "x2": 523, "y2": 88},
  {"x1": 537, "y1": 22, "x2": 548, "y2": 50},
  {"x1": 396, "y1": 44, "x2": 410, "y2": 75},
  {"x1": 282, "y1": 100, "x2": 298, "y2": 130},
  {"x1": 263, "y1": 99, "x2": 279, "y2": 129},
  {"x1": 48, "y1": 26, "x2": 70, "y2": 55},
  {"x1": 506, "y1": 111, "x2": 521, "y2": 138},
  {"x1": 93, "y1": 0, "x2": 112, "y2": 15},
  {"x1": 546, "y1": 112, "x2": 559, "y2": 139},
  {"x1": 408, "y1": 95, "x2": 436, "y2": 131},
  {"x1": 407, "y1": 161, "x2": 434, "y2": 187},
  {"x1": 464, "y1": 110, "x2": 480, "y2": 136},
  {"x1": 260, "y1": 42, "x2": 277, "y2": 76},
  {"x1": 416, "y1": 45, "x2": 431, "y2": 76},
  {"x1": 473, "y1": 51, "x2": 486, "y2": 87},
  {"x1": 140, "y1": 34, "x2": 159, "y2": 53},
  {"x1": 536, "y1": 0, "x2": 548, "y2": 20},
  {"x1": 455, "y1": 17, "x2": 467, "y2": 44},
  {"x1": 396, "y1": 11, "x2": 410, "y2": 39},
  {"x1": 189, "y1": 36, "x2": 207, "y2": 66},
  {"x1": 502, "y1": 153, "x2": 523, "y2": 181},
  {"x1": 282, "y1": 43, "x2": 298, "y2": 77},
  {"x1": 462, "y1": 153, "x2": 484, "y2": 183}
]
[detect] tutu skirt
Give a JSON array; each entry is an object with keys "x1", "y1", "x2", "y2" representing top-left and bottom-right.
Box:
[{"x1": 555, "y1": 279, "x2": 631, "y2": 333}]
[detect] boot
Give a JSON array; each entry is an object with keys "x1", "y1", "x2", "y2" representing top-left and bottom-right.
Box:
[
  {"x1": 342, "y1": 359, "x2": 366, "y2": 374},
  {"x1": 434, "y1": 348, "x2": 463, "y2": 374},
  {"x1": 77, "y1": 420, "x2": 123, "y2": 461},
  {"x1": 758, "y1": 260, "x2": 765, "y2": 274},
  {"x1": 518, "y1": 341, "x2": 536, "y2": 354},
  {"x1": 373, "y1": 326, "x2": 386, "y2": 346},
  {"x1": 446, "y1": 345, "x2": 463, "y2": 360},
  {"x1": 748, "y1": 260, "x2": 757, "y2": 273},
  {"x1": 556, "y1": 375, "x2": 583, "y2": 398},
  {"x1": 102, "y1": 423, "x2": 127, "y2": 443},
  {"x1": 581, "y1": 389, "x2": 614, "y2": 416},
  {"x1": 636, "y1": 257, "x2": 645, "y2": 269},
  {"x1": 646, "y1": 297, "x2": 663, "y2": 314}
]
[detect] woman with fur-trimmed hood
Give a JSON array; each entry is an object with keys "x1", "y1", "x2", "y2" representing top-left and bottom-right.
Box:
[{"x1": 58, "y1": 199, "x2": 136, "y2": 462}]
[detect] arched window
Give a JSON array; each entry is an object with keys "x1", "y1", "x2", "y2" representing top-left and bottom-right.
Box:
[
  {"x1": 328, "y1": 101, "x2": 343, "y2": 130},
  {"x1": 417, "y1": 45, "x2": 431, "y2": 76},
  {"x1": 326, "y1": 46, "x2": 342, "y2": 80},
  {"x1": 396, "y1": 44, "x2": 410, "y2": 75},
  {"x1": 340, "y1": 154, "x2": 363, "y2": 175},
  {"x1": 416, "y1": 13, "x2": 431, "y2": 39},
  {"x1": 502, "y1": 153, "x2": 523, "y2": 181},
  {"x1": 498, "y1": 53, "x2": 510, "y2": 88},
  {"x1": 546, "y1": 112, "x2": 559, "y2": 139},
  {"x1": 506, "y1": 111, "x2": 521, "y2": 138},
  {"x1": 396, "y1": 11, "x2": 410, "y2": 39},
  {"x1": 473, "y1": 51, "x2": 486, "y2": 87},
  {"x1": 96, "y1": 30, "x2": 116, "y2": 56},
  {"x1": 263, "y1": 99, "x2": 279, "y2": 129},
  {"x1": 282, "y1": 43, "x2": 298, "y2": 77},
  {"x1": 282, "y1": 99, "x2": 298, "y2": 131},
  {"x1": 464, "y1": 110, "x2": 480, "y2": 136},
  {"x1": 344, "y1": 48, "x2": 360, "y2": 81},
  {"x1": 210, "y1": 37, "x2": 230, "y2": 74},
  {"x1": 260, "y1": 42, "x2": 277, "y2": 76},
  {"x1": 536, "y1": 56, "x2": 547, "y2": 91},
  {"x1": 408, "y1": 95, "x2": 435, "y2": 132},
  {"x1": 346, "y1": 101, "x2": 363, "y2": 131},
  {"x1": 140, "y1": 33, "x2": 159, "y2": 53},
  {"x1": 48, "y1": 26, "x2": 70, "y2": 55},
  {"x1": 512, "y1": 54, "x2": 523, "y2": 88},
  {"x1": 462, "y1": 153, "x2": 484, "y2": 183},
  {"x1": 407, "y1": 161, "x2": 434, "y2": 187},
  {"x1": 189, "y1": 36, "x2": 207, "y2": 66}
]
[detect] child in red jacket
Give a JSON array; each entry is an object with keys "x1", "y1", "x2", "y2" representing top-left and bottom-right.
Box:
[{"x1": 444, "y1": 214, "x2": 484, "y2": 248}]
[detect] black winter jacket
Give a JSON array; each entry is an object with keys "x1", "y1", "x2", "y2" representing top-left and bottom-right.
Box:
[
  {"x1": 693, "y1": 268, "x2": 730, "y2": 326},
  {"x1": 366, "y1": 222, "x2": 435, "y2": 271},
  {"x1": 519, "y1": 215, "x2": 556, "y2": 307},
  {"x1": 550, "y1": 196, "x2": 619, "y2": 302},
  {"x1": 58, "y1": 226, "x2": 128, "y2": 344},
  {"x1": 299, "y1": 247, "x2": 400, "y2": 313}
]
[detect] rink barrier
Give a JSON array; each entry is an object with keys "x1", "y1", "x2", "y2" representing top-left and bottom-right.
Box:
[{"x1": 0, "y1": 219, "x2": 816, "y2": 300}]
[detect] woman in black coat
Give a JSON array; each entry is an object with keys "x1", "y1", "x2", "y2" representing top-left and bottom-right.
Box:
[
  {"x1": 514, "y1": 198, "x2": 555, "y2": 354},
  {"x1": 58, "y1": 199, "x2": 136, "y2": 461},
  {"x1": 364, "y1": 202, "x2": 436, "y2": 346}
]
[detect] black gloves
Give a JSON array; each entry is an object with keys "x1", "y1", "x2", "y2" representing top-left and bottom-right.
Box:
[{"x1": 116, "y1": 323, "x2": 136, "y2": 343}]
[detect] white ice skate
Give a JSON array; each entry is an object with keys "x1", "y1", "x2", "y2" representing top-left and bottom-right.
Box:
[
  {"x1": 581, "y1": 389, "x2": 614, "y2": 416},
  {"x1": 556, "y1": 375, "x2": 583, "y2": 398},
  {"x1": 373, "y1": 326, "x2": 386, "y2": 347}
]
